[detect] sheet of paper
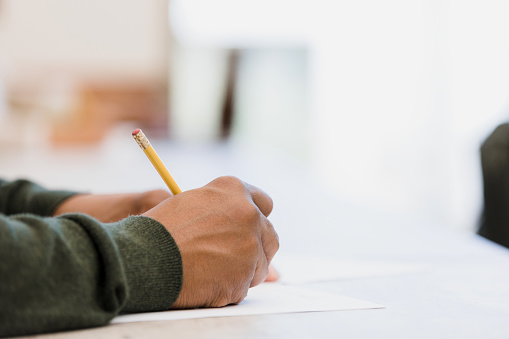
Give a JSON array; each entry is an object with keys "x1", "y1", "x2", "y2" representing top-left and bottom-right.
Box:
[
  {"x1": 271, "y1": 255, "x2": 426, "y2": 284},
  {"x1": 112, "y1": 284, "x2": 383, "y2": 324}
]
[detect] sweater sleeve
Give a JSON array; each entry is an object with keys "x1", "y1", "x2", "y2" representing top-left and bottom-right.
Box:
[
  {"x1": 0, "y1": 178, "x2": 78, "y2": 216},
  {"x1": 0, "y1": 181, "x2": 183, "y2": 338}
]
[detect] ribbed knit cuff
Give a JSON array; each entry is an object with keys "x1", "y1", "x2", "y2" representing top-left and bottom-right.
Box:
[{"x1": 106, "y1": 216, "x2": 183, "y2": 313}]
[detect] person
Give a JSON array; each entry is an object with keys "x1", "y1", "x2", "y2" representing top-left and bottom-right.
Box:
[
  {"x1": 478, "y1": 123, "x2": 509, "y2": 248},
  {"x1": 0, "y1": 176, "x2": 279, "y2": 337}
]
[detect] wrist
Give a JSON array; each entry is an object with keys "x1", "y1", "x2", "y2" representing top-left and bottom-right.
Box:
[{"x1": 53, "y1": 194, "x2": 90, "y2": 216}]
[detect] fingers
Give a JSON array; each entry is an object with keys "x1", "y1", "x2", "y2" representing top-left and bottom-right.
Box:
[
  {"x1": 167, "y1": 176, "x2": 278, "y2": 307},
  {"x1": 251, "y1": 255, "x2": 270, "y2": 287},
  {"x1": 251, "y1": 219, "x2": 279, "y2": 287},
  {"x1": 245, "y1": 183, "x2": 273, "y2": 217},
  {"x1": 261, "y1": 218, "x2": 279, "y2": 263},
  {"x1": 265, "y1": 264, "x2": 280, "y2": 282},
  {"x1": 207, "y1": 176, "x2": 273, "y2": 217},
  {"x1": 206, "y1": 176, "x2": 278, "y2": 288}
]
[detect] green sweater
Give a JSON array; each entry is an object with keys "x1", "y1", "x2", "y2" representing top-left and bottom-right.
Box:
[{"x1": 0, "y1": 179, "x2": 183, "y2": 337}]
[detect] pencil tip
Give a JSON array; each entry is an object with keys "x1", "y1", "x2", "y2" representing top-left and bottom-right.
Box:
[{"x1": 132, "y1": 128, "x2": 141, "y2": 136}]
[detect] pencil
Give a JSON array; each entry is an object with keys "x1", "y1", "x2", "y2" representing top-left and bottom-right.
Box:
[{"x1": 132, "y1": 128, "x2": 182, "y2": 195}]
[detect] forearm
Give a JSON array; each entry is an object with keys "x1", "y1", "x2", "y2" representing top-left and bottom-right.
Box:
[
  {"x1": 53, "y1": 190, "x2": 171, "y2": 223},
  {"x1": 0, "y1": 214, "x2": 182, "y2": 337}
]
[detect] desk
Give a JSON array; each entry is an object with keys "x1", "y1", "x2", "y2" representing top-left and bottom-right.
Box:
[
  {"x1": 4, "y1": 133, "x2": 509, "y2": 339},
  {"x1": 17, "y1": 214, "x2": 509, "y2": 338}
]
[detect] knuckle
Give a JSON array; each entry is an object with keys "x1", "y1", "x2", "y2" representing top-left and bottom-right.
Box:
[
  {"x1": 213, "y1": 176, "x2": 244, "y2": 190},
  {"x1": 239, "y1": 202, "x2": 260, "y2": 220}
]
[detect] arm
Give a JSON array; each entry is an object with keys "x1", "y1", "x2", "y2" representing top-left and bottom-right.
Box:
[
  {"x1": 0, "y1": 178, "x2": 171, "y2": 222},
  {"x1": 0, "y1": 178, "x2": 78, "y2": 216},
  {"x1": 52, "y1": 184, "x2": 281, "y2": 284},
  {"x1": 0, "y1": 214, "x2": 182, "y2": 338},
  {"x1": 52, "y1": 186, "x2": 281, "y2": 282},
  {"x1": 53, "y1": 190, "x2": 171, "y2": 223},
  {"x1": 0, "y1": 179, "x2": 182, "y2": 337},
  {"x1": 0, "y1": 176, "x2": 279, "y2": 336}
]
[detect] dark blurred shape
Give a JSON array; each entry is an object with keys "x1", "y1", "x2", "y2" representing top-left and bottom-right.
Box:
[
  {"x1": 478, "y1": 123, "x2": 509, "y2": 248},
  {"x1": 220, "y1": 49, "x2": 239, "y2": 139}
]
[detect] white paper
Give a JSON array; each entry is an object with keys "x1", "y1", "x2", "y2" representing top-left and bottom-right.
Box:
[
  {"x1": 271, "y1": 255, "x2": 426, "y2": 284},
  {"x1": 112, "y1": 284, "x2": 383, "y2": 324}
]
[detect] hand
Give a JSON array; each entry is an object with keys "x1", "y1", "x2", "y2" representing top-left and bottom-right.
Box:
[
  {"x1": 53, "y1": 189, "x2": 171, "y2": 223},
  {"x1": 143, "y1": 176, "x2": 279, "y2": 309}
]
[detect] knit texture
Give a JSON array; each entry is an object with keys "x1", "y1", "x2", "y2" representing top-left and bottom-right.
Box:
[
  {"x1": 0, "y1": 179, "x2": 78, "y2": 216},
  {"x1": 0, "y1": 180, "x2": 183, "y2": 337}
]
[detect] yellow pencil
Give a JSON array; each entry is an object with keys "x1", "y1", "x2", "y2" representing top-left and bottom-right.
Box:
[{"x1": 132, "y1": 128, "x2": 182, "y2": 195}]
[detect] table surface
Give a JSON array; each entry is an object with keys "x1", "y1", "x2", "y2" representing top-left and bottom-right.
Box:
[{"x1": 4, "y1": 130, "x2": 509, "y2": 339}]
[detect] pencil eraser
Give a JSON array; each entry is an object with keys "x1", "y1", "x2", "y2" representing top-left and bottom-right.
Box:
[{"x1": 132, "y1": 128, "x2": 141, "y2": 136}]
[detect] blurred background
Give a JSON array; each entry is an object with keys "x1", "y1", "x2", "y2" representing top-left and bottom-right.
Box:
[{"x1": 0, "y1": 0, "x2": 508, "y2": 236}]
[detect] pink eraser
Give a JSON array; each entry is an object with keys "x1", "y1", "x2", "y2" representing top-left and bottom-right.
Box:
[{"x1": 132, "y1": 128, "x2": 141, "y2": 136}]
